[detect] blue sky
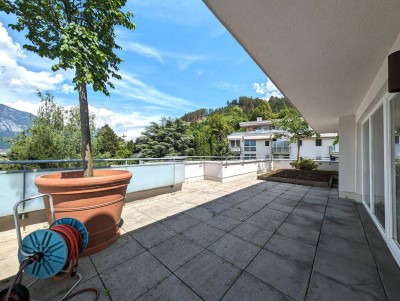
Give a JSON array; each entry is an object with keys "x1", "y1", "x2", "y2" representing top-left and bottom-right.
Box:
[{"x1": 0, "y1": 1, "x2": 282, "y2": 139}]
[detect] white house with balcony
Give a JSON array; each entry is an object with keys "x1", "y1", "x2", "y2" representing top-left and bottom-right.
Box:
[{"x1": 227, "y1": 118, "x2": 338, "y2": 160}]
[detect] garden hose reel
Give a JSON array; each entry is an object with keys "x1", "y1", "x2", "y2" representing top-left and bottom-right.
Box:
[{"x1": 0, "y1": 194, "x2": 89, "y2": 301}]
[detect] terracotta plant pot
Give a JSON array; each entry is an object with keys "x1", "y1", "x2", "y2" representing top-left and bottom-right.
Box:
[{"x1": 34, "y1": 169, "x2": 132, "y2": 256}]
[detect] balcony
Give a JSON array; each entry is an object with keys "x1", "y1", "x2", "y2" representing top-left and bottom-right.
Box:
[
  {"x1": 230, "y1": 146, "x2": 241, "y2": 153},
  {"x1": 1, "y1": 177, "x2": 399, "y2": 300},
  {"x1": 329, "y1": 145, "x2": 340, "y2": 157},
  {"x1": 272, "y1": 145, "x2": 290, "y2": 154}
]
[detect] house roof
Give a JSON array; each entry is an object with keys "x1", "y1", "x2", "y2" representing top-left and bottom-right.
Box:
[{"x1": 203, "y1": 1, "x2": 400, "y2": 132}]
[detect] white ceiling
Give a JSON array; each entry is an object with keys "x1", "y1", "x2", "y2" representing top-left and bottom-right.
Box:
[{"x1": 204, "y1": 0, "x2": 400, "y2": 132}]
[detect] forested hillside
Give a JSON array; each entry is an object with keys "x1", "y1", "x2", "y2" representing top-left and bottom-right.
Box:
[{"x1": 5, "y1": 93, "x2": 293, "y2": 165}]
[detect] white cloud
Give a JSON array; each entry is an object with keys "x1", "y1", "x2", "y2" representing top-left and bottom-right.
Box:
[
  {"x1": 123, "y1": 42, "x2": 164, "y2": 63},
  {"x1": 211, "y1": 26, "x2": 226, "y2": 38},
  {"x1": 60, "y1": 84, "x2": 74, "y2": 94},
  {"x1": 253, "y1": 79, "x2": 283, "y2": 99},
  {"x1": 4, "y1": 100, "x2": 41, "y2": 115},
  {"x1": 176, "y1": 54, "x2": 205, "y2": 71},
  {"x1": 88, "y1": 105, "x2": 161, "y2": 140},
  {"x1": 0, "y1": 22, "x2": 69, "y2": 99},
  {"x1": 112, "y1": 71, "x2": 197, "y2": 111}
]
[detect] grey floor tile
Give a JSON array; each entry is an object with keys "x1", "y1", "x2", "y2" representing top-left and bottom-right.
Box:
[
  {"x1": 161, "y1": 213, "x2": 200, "y2": 233},
  {"x1": 321, "y1": 221, "x2": 367, "y2": 245},
  {"x1": 274, "y1": 197, "x2": 300, "y2": 206},
  {"x1": 208, "y1": 234, "x2": 261, "y2": 269},
  {"x1": 296, "y1": 202, "x2": 325, "y2": 213},
  {"x1": 149, "y1": 234, "x2": 203, "y2": 271},
  {"x1": 246, "y1": 250, "x2": 311, "y2": 301},
  {"x1": 267, "y1": 202, "x2": 294, "y2": 213},
  {"x1": 286, "y1": 214, "x2": 322, "y2": 231},
  {"x1": 100, "y1": 252, "x2": 171, "y2": 301},
  {"x1": 234, "y1": 199, "x2": 266, "y2": 213},
  {"x1": 246, "y1": 212, "x2": 283, "y2": 231},
  {"x1": 265, "y1": 234, "x2": 316, "y2": 266},
  {"x1": 182, "y1": 222, "x2": 226, "y2": 248},
  {"x1": 176, "y1": 250, "x2": 241, "y2": 301},
  {"x1": 203, "y1": 200, "x2": 233, "y2": 214},
  {"x1": 136, "y1": 274, "x2": 202, "y2": 301},
  {"x1": 291, "y1": 208, "x2": 324, "y2": 221},
  {"x1": 307, "y1": 272, "x2": 380, "y2": 301},
  {"x1": 90, "y1": 233, "x2": 145, "y2": 273},
  {"x1": 277, "y1": 222, "x2": 320, "y2": 246},
  {"x1": 184, "y1": 207, "x2": 215, "y2": 221},
  {"x1": 258, "y1": 207, "x2": 289, "y2": 223},
  {"x1": 221, "y1": 207, "x2": 254, "y2": 221},
  {"x1": 230, "y1": 222, "x2": 274, "y2": 247},
  {"x1": 222, "y1": 272, "x2": 292, "y2": 301},
  {"x1": 205, "y1": 215, "x2": 242, "y2": 232},
  {"x1": 313, "y1": 250, "x2": 386, "y2": 300},
  {"x1": 131, "y1": 222, "x2": 177, "y2": 249},
  {"x1": 302, "y1": 197, "x2": 327, "y2": 206},
  {"x1": 306, "y1": 271, "x2": 380, "y2": 301},
  {"x1": 364, "y1": 224, "x2": 389, "y2": 251},
  {"x1": 318, "y1": 232, "x2": 375, "y2": 266}
]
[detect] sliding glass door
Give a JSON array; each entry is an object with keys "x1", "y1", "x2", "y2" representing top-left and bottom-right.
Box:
[
  {"x1": 363, "y1": 120, "x2": 371, "y2": 208},
  {"x1": 391, "y1": 94, "x2": 400, "y2": 245}
]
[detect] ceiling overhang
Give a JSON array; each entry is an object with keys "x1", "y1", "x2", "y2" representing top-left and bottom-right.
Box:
[{"x1": 204, "y1": 1, "x2": 400, "y2": 132}]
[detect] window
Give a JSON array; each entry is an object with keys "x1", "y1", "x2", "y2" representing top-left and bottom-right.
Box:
[
  {"x1": 299, "y1": 140, "x2": 302, "y2": 146},
  {"x1": 244, "y1": 154, "x2": 256, "y2": 160},
  {"x1": 244, "y1": 140, "x2": 256, "y2": 151},
  {"x1": 395, "y1": 136, "x2": 399, "y2": 144},
  {"x1": 272, "y1": 138, "x2": 277, "y2": 142},
  {"x1": 316, "y1": 139, "x2": 322, "y2": 146},
  {"x1": 230, "y1": 140, "x2": 240, "y2": 147},
  {"x1": 265, "y1": 141, "x2": 270, "y2": 146}
]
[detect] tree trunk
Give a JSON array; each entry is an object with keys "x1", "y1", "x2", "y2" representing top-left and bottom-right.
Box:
[
  {"x1": 78, "y1": 83, "x2": 94, "y2": 177},
  {"x1": 297, "y1": 139, "x2": 301, "y2": 162}
]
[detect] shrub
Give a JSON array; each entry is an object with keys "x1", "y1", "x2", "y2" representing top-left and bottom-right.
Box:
[{"x1": 290, "y1": 158, "x2": 318, "y2": 170}]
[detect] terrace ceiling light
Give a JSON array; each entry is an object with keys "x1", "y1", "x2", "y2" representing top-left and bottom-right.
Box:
[{"x1": 389, "y1": 50, "x2": 400, "y2": 93}]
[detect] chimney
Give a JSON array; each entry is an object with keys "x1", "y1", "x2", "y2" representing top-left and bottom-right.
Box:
[{"x1": 256, "y1": 117, "x2": 262, "y2": 121}]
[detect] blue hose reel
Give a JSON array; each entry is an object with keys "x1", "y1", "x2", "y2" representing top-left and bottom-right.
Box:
[
  {"x1": 17, "y1": 217, "x2": 88, "y2": 279},
  {"x1": 14, "y1": 195, "x2": 89, "y2": 279}
]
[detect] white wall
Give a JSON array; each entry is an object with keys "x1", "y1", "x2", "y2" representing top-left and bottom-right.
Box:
[{"x1": 289, "y1": 137, "x2": 335, "y2": 159}]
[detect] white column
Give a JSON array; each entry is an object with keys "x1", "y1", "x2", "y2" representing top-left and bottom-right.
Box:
[{"x1": 339, "y1": 115, "x2": 358, "y2": 200}]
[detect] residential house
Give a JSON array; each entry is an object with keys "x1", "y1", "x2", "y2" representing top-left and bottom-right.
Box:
[{"x1": 227, "y1": 118, "x2": 338, "y2": 160}]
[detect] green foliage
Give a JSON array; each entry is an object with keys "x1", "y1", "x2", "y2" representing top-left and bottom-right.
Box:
[
  {"x1": 333, "y1": 135, "x2": 339, "y2": 145},
  {"x1": 96, "y1": 125, "x2": 119, "y2": 157},
  {"x1": 2, "y1": 0, "x2": 135, "y2": 95},
  {"x1": 268, "y1": 96, "x2": 291, "y2": 113},
  {"x1": 2, "y1": 0, "x2": 135, "y2": 176},
  {"x1": 276, "y1": 106, "x2": 316, "y2": 160},
  {"x1": 290, "y1": 158, "x2": 318, "y2": 170},
  {"x1": 137, "y1": 118, "x2": 193, "y2": 158},
  {"x1": 8, "y1": 92, "x2": 96, "y2": 168},
  {"x1": 181, "y1": 108, "x2": 214, "y2": 122},
  {"x1": 251, "y1": 101, "x2": 273, "y2": 121}
]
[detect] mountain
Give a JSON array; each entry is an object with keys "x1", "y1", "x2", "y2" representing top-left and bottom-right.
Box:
[{"x1": 0, "y1": 104, "x2": 35, "y2": 150}]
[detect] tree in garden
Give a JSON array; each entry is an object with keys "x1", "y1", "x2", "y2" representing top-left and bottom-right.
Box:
[
  {"x1": 96, "y1": 124, "x2": 119, "y2": 157},
  {"x1": 251, "y1": 101, "x2": 273, "y2": 121},
  {"x1": 276, "y1": 106, "x2": 315, "y2": 162},
  {"x1": 137, "y1": 118, "x2": 193, "y2": 158},
  {"x1": 10, "y1": 92, "x2": 96, "y2": 165},
  {"x1": 1, "y1": 0, "x2": 135, "y2": 177}
]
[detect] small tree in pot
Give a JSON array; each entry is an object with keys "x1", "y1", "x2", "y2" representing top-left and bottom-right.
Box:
[
  {"x1": 1, "y1": 0, "x2": 135, "y2": 176},
  {"x1": 1, "y1": 0, "x2": 135, "y2": 255}
]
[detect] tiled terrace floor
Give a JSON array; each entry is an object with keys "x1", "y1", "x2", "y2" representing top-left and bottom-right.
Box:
[{"x1": 1, "y1": 178, "x2": 400, "y2": 300}]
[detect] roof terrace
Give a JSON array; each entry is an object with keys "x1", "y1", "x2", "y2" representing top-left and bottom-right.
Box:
[{"x1": 1, "y1": 177, "x2": 399, "y2": 300}]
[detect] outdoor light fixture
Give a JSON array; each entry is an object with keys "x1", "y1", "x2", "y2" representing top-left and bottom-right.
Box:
[{"x1": 389, "y1": 50, "x2": 400, "y2": 93}]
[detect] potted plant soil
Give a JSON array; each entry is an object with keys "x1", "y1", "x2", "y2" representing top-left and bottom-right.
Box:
[{"x1": 3, "y1": 1, "x2": 135, "y2": 255}]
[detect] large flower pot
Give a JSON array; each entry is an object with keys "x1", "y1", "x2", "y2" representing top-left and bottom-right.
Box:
[{"x1": 34, "y1": 169, "x2": 132, "y2": 256}]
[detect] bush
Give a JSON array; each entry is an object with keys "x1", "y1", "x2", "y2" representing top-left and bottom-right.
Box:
[{"x1": 290, "y1": 158, "x2": 318, "y2": 170}]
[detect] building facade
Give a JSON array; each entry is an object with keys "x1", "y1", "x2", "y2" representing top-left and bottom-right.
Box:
[{"x1": 227, "y1": 118, "x2": 338, "y2": 160}]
